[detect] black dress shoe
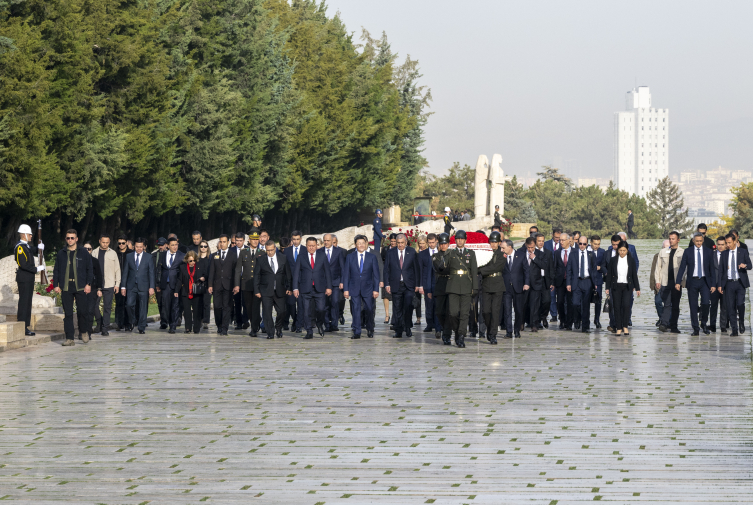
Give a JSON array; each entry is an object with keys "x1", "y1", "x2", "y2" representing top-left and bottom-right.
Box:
[
  {"x1": 513, "y1": 331, "x2": 521, "y2": 338},
  {"x1": 242, "y1": 322, "x2": 250, "y2": 330},
  {"x1": 701, "y1": 324, "x2": 710, "y2": 335},
  {"x1": 168, "y1": 328, "x2": 175, "y2": 334},
  {"x1": 708, "y1": 324, "x2": 716, "y2": 332},
  {"x1": 721, "y1": 327, "x2": 728, "y2": 333},
  {"x1": 655, "y1": 320, "x2": 661, "y2": 327},
  {"x1": 392, "y1": 333, "x2": 402, "y2": 338},
  {"x1": 367, "y1": 330, "x2": 374, "y2": 338},
  {"x1": 185, "y1": 329, "x2": 191, "y2": 334},
  {"x1": 435, "y1": 331, "x2": 442, "y2": 339},
  {"x1": 283, "y1": 325, "x2": 290, "y2": 331},
  {"x1": 628, "y1": 320, "x2": 633, "y2": 327},
  {"x1": 558, "y1": 323, "x2": 565, "y2": 330},
  {"x1": 160, "y1": 324, "x2": 168, "y2": 330},
  {"x1": 550, "y1": 316, "x2": 558, "y2": 322},
  {"x1": 658, "y1": 325, "x2": 668, "y2": 332},
  {"x1": 276, "y1": 330, "x2": 283, "y2": 338},
  {"x1": 740, "y1": 322, "x2": 746, "y2": 334},
  {"x1": 542, "y1": 320, "x2": 549, "y2": 329},
  {"x1": 235, "y1": 325, "x2": 243, "y2": 331},
  {"x1": 126, "y1": 327, "x2": 133, "y2": 333},
  {"x1": 330, "y1": 326, "x2": 340, "y2": 332},
  {"x1": 489, "y1": 337, "x2": 498, "y2": 344},
  {"x1": 691, "y1": 330, "x2": 700, "y2": 336},
  {"x1": 504, "y1": 332, "x2": 513, "y2": 339},
  {"x1": 423, "y1": 326, "x2": 433, "y2": 332},
  {"x1": 216, "y1": 328, "x2": 221, "y2": 334},
  {"x1": 581, "y1": 328, "x2": 590, "y2": 334},
  {"x1": 339, "y1": 315, "x2": 345, "y2": 325},
  {"x1": 249, "y1": 331, "x2": 257, "y2": 338},
  {"x1": 101, "y1": 331, "x2": 109, "y2": 336},
  {"x1": 351, "y1": 334, "x2": 361, "y2": 339},
  {"x1": 406, "y1": 329, "x2": 412, "y2": 338},
  {"x1": 594, "y1": 321, "x2": 602, "y2": 329},
  {"x1": 138, "y1": 330, "x2": 145, "y2": 334},
  {"x1": 221, "y1": 330, "x2": 228, "y2": 336},
  {"x1": 294, "y1": 327, "x2": 302, "y2": 333},
  {"x1": 267, "y1": 335, "x2": 275, "y2": 339},
  {"x1": 304, "y1": 333, "x2": 313, "y2": 339},
  {"x1": 574, "y1": 321, "x2": 581, "y2": 330},
  {"x1": 316, "y1": 323, "x2": 324, "y2": 336},
  {"x1": 456, "y1": 336, "x2": 466, "y2": 348},
  {"x1": 442, "y1": 338, "x2": 451, "y2": 345},
  {"x1": 531, "y1": 326, "x2": 538, "y2": 333},
  {"x1": 25, "y1": 329, "x2": 35, "y2": 336},
  {"x1": 670, "y1": 328, "x2": 681, "y2": 334}
]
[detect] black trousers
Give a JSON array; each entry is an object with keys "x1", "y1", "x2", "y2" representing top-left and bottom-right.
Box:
[
  {"x1": 126, "y1": 289, "x2": 149, "y2": 332},
  {"x1": 62, "y1": 289, "x2": 90, "y2": 339},
  {"x1": 423, "y1": 293, "x2": 435, "y2": 330},
  {"x1": 482, "y1": 291, "x2": 504, "y2": 338},
  {"x1": 686, "y1": 277, "x2": 711, "y2": 331},
  {"x1": 202, "y1": 292, "x2": 211, "y2": 324},
  {"x1": 612, "y1": 283, "x2": 631, "y2": 329},
  {"x1": 301, "y1": 291, "x2": 326, "y2": 333},
  {"x1": 469, "y1": 291, "x2": 479, "y2": 333},
  {"x1": 262, "y1": 294, "x2": 287, "y2": 335},
  {"x1": 351, "y1": 292, "x2": 375, "y2": 335},
  {"x1": 86, "y1": 291, "x2": 99, "y2": 331},
  {"x1": 391, "y1": 283, "x2": 414, "y2": 335},
  {"x1": 161, "y1": 288, "x2": 180, "y2": 329},
  {"x1": 527, "y1": 289, "x2": 542, "y2": 329},
  {"x1": 17, "y1": 281, "x2": 34, "y2": 329},
  {"x1": 556, "y1": 285, "x2": 574, "y2": 328},
  {"x1": 434, "y1": 293, "x2": 451, "y2": 338},
  {"x1": 95, "y1": 288, "x2": 115, "y2": 330},
  {"x1": 724, "y1": 280, "x2": 746, "y2": 330},
  {"x1": 233, "y1": 291, "x2": 247, "y2": 326},
  {"x1": 325, "y1": 287, "x2": 341, "y2": 328},
  {"x1": 710, "y1": 289, "x2": 728, "y2": 329},
  {"x1": 213, "y1": 288, "x2": 233, "y2": 332},
  {"x1": 503, "y1": 291, "x2": 525, "y2": 334},
  {"x1": 242, "y1": 290, "x2": 262, "y2": 333},
  {"x1": 115, "y1": 291, "x2": 127, "y2": 328},
  {"x1": 448, "y1": 293, "x2": 472, "y2": 337},
  {"x1": 538, "y1": 287, "x2": 552, "y2": 325},
  {"x1": 593, "y1": 283, "x2": 603, "y2": 323},
  {"x1": 659, "y1": 284, "x2": 682, "y2": 329},
  {"x1": 286, "y1": 293, "x2": 303, "y2": 330},
  {"x1": 182, "y1": 295, "x2": 202, "y2": 333},
  {"x1": 571, "y1": 278, "x2": 593, "y2": 330},
  {"x1": 338, "y1": 289, "x2": 346, "y2": 319}
]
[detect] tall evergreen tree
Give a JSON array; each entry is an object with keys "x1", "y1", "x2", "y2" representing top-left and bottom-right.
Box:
[
  {"x1": 646, "y1": 176, "x2": 692, "y2": 238},
  {"x1": 729, "y1": 182, "x2": 753, "y2": 239}
]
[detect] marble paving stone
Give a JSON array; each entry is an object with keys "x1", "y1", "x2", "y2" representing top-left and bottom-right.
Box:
[{"x1": 0, "y1": 240, "x2": 752, "y2": 503}]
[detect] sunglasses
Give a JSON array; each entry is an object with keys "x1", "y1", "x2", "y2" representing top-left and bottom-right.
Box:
[
  {"x1": 84, "y1": 247, "x2": 92, "y2": 251},
  {"x1": 188, "y1": 260, "x2": 195, "y2": 263},
  {"x1": 579, "y1": 242, "x2": 588, "y2": 245},
  {"x1": 66, "y1": 237, "x2": 76, "y2": 241},
  {"x1": 118, "y1": 241, "x2": 126, "y2": 245},
  {"x1": 200, "y1": 245, "x2": 208, "y2": 249}
]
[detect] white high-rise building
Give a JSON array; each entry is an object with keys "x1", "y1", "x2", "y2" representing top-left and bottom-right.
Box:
[{"x1": 614, "y1": 86, "x2": 668, "y2": 197}]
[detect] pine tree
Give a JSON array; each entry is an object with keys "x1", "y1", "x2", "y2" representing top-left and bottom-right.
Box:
[
  {"x1": 646, "y1": 176, "x2": 692, "y2": 238},
  {"x1": 536, "y1": 165, "x2": 574, "y2": 192}
]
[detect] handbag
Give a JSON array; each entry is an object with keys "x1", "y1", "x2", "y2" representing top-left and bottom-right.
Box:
[
  {"x1": 191, "y1": 280, "x2": 206, "y2": 295},
  {"x1": 602, "y1": 293, "x2": 611, "y2": 313}
]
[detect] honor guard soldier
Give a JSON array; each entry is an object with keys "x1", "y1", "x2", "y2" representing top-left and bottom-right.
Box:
[
  {"x1": 443, "y1": 207, "x2": 455, "y2": 234},
  {"x1": 373, "y1": 209, "x2": 384, "y2": 253},
  {"x1": 235, "y1": 231, "x2": 264, "y2": 337},
  {"x1": 432, "y1": 233, "x2": 452, "y2": 344},
  {"x1": 15, "y1": 224, "x2": 46, "y2": 336},
  {"x1": 493, "y1": 205, "x2": 503, "y2": 228},
  {"x1": 442, "y1": 230, "x2": 478, "y2": 347},
  {"x1": 478, "y1": 231, "x2": 506, "y2": 344}
]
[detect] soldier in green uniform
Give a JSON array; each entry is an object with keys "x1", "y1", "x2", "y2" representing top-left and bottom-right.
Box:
[
  {"x1": 493, "y1": 205, "x2": 503, "y2": 228},
  {"x1": 234, "y1": 231, "x2": 265, "y2": 337},
  {"x1": 443, "y1": 230, "x2": 478, "y2": 348},
  {"x1": 478, "y1": 231, "x2": 506, "y2": 345},
  {"x1": 15, "y1": 224, "x2": 45, "y2": 337},
  {"x1": 432, "y1": 233, "x2": 452, "y2": 344}
]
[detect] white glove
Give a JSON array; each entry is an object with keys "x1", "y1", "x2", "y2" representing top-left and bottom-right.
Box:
[
  {"x1": 38, "y1": 242, "x2": 44, "y2": 251},
  {"x1": 37, "y1": 266, "x2": 46, "y2": 272}
]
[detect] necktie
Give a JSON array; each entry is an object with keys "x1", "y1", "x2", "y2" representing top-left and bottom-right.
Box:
[
  {"x1": 271, "y1": 257, "x2": 276, "y2": 273},
  {"x1": 221, "y1": 251, "x2": 225, "y2": 261},
  {"x1": 136, "y1": 254, "x2": 140, "y2": 269},
  {"x1": 732, "y1": 251, "x2": 737, "y2": 280},
  {"x1": 696, "y1": 248, "x2": 701, "y2": 277},
  {"x1": 327, "y1": 249, "x2": 331, "y2": 262},
  {"x1": 400, "y1": 251, "x2": 404, "y2": 269},
  {"x1": 310, "y1": 254, "x2": 315, "y2": 285},
  {"x1": 359, "y1": 254, "x2": 363, "y2": 274},
  {"x1": 294, "y1": 247, "x2": 298, "y2": 262},
  {"x1": 580, "y1": 251, "x2": 585, "y2": 278},
  {"x1": 168, "y1": 253, "x2": 174, "y2": 282},
  {"x1": 563, "y1": 249, "x2": 568, "y2": 279}
]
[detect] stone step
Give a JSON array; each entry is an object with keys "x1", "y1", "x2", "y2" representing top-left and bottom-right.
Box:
[
  {"x1": 0, "y1": 314, "x2": 5, "y2": 323},
  {"x1": 0, "y1": 306, "x2": 63, "y2": 316},
  {"x1": 0, "y1": 321, "x2": 25, "y2": 347}
]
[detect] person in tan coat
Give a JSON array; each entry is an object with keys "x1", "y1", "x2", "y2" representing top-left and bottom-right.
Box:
[
  {"x1": 649, "y1": 239, "x2": 670, "y2": 326},
  {"x1": 653, "y1": 232, "x2": 685, "y2": 333},
  {"x1": 91, "y1": 235, "x2": 122, "y2": 336}
]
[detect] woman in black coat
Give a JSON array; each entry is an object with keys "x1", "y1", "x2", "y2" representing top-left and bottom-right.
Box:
[
  {"x1": 605, "y1": 240, "x2": 641, "y2": 336},
  {"x1": 196, "y1": 240, "x2": 212, "y2": 329},
  {"x1": 174, "y1": 251, "x2": 206, "y2": 334}
]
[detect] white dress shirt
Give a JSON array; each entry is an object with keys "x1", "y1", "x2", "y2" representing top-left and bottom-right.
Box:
[{"x1": 617, "y1": 255, "x2": 629, "y2": 283}]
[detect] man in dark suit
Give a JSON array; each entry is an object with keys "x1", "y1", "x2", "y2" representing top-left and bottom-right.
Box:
[
  {"x1": 501, "y1": 238, "x2": 529, "y2": 338},
  {"x1": 718, "y1": 233, "x2": 752, "y2": 336},
  {"x1": 418, "y1": 234, "x2": 439, "y2": 333},
  {"x1": 293, "y1": 237, "x2": 333, "y2": 339},
  {"x1": 156, "y1": 237, "x2": 185, "y2": 333},
  {"x1": 553, "y1": 233, "x2": 575, "y2": 330},
  {"x1": 321, "y1": 234, "x2": 345, "y2": 331},
  {"x1": 627, "y1": 210, "x2": 635, "y2": 239},
  {"x1": 687, "y1": 223, "x2": 716, "y2": 250},
  {"x1": 533, "y1": 233, "x2": 554, "y2": 330},
  {"x1": 588, "y1": 236, "x2": 606, "y2": 328},
  {"x1": 383, "y1": 233, "x2": 421, "y2": 338},
  {"x1": 283, "y1": 231, "x2": 306, "y2": 332},
  {"x1": 209, "y1": 234, "x2": 237, "y2": 335},
  {"x1": 229, "y1": 232, "x2": 249, "y2": 330},
  {"x1": 709, "y1": 236, "x2": 728, "y2": 332},
  {"x1": 343, "y1": 235, "x2": 381, "y2": 339},
  {"x1": 544, "y1": 227, "x2": 562, "y2": 322},
  {"x1": 119, "y1": 237, "x2": 155, "y2": 334},
  {"x1": 521, "y1": 236, "x2": 546, "y2": 332},
  {"x1": 676, "y1": 232, "x2": 716, "y2": 335},
  {"x1": 235, "y1": 232, "x2": 262, "y2": 336},
  {"x1": 567, "y1": 235, "x2": 597, "y2": 333},
  {"x1": 254, "y1": 240, "x2": 292, "y2": 339}
]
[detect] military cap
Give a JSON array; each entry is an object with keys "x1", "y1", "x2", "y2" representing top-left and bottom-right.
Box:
[
  {"x1": 252, "y1": 214, "x2": 261, "y2": 221},
  {"x1": 157, "y1": 237, "x2": 167, "y2": 246},
  {"x1": 489, "y1": 231, "x2": 502, "y2": 243},
  {"x1": 437, "y1": 233, "x2": 450, "y2": 245},
  {"x1": 375, "y1": 208, "x2": 382, "y2": 214},
  {"x1": 455, "y1": 230, "x2": 467, "y2": 240},
  {"x1": 248, "y1": 231, "x2": 260, "y2": 240}
]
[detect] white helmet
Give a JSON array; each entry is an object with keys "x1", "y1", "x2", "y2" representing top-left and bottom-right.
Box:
[
  {"x1": 17, "y1": 224, "x2": 32, "y2": 235},
  {"x1": 444, "y1": 207, "x2": 451, "y2": 212}
]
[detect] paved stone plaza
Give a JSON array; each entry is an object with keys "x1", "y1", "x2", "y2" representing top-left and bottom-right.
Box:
[{"x1": 1, "y1": 240, "x2": 752, "y2": 503}]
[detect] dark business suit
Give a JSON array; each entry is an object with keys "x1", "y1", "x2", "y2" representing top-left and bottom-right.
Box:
[
  {"x1": 120, "y1": 251, "x2": 155, "y2": 332},
  {"x1": 208, "y1": 247, "x2": 237, "y2": 334},
  {"x1": 718, "y1": 246, "x2": 752, "y2": 333},
  {"x1": 503, "y1": 249, "x2": 529, "y2": 336},
  {"x1": 229, "y1": 245, "x2": 248, "y2": 328},
  {"x1": 254, "y1": 252, "x2": 292, "y2": 337},
  {"x1": 383, "y1": 246, "x2": 421, "y2": 336},
  {"x1": 591, "y1": 247, "x2": 606, "y2": 323},
  {"x1": 284, "y1": 244, "x2": 306, "y2": 331},
  {"x1": 553, "y1": 247, "x2": 575, "y2": 329},
  {"x1": 527, "y1": 248, "x2": 553, "y2": 329},
  {"x1": 418, "y1": 248, "x2": 439, "y2": 331},
  {"x1": 676, "y1": 245, "x2": 715, "y2": 332},
  {"x1": 342, "y1": 251, "x2": 380, "y2": 336},
  {"x1": 157, "y1": 249, "x2": 185, "y2": 330},
  {"x1": 709, "y1": 249, "x2": 727, "y2": 330},
  {"x1": 321, "y1": 246, "x2": 345, "y2": 330},
  {"x1": 605, "y1": 254, "x2": 640, "y2": 330},
  {"x1": 175, "y1": 262, "x2": 207, "y2": 333},
  {"x1": 566, "y1": 248, "x2": 597, "y2": 331},
  {"x1": 292, "y1": 249, "x2": 333, "y2": 336},
  {"x1": 544, "y1": 239, "x2": 561, "y2": 319}
]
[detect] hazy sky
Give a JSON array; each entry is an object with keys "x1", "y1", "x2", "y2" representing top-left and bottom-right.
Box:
[{"x1": 325, "y1": 0, "x2": 753, "y2": 180}]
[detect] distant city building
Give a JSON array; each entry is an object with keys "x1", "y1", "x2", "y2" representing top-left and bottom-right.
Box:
[
  {"x1": 673, "y1": 165, "x2": 753, "y2": 218},
  {"x1": 577, "y1": 177, "x2": 612, "y2": 192},
  {"x1": 614, "y1": 86, "x2": 668, "y2": 197}
]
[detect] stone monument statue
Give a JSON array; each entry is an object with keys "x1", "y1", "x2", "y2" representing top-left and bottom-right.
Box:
[{"x1": 474, "y1": 153, "x2": 505, "y2": 218}]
